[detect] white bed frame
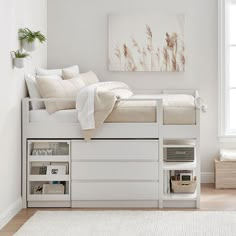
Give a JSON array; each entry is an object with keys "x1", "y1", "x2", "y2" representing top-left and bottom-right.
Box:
[{"x1": 22, "y1": 89, "x2": 200, "y2": 209}]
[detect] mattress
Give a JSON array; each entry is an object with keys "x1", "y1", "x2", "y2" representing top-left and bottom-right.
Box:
[{"x1": 29, "y1": 94, "x2": 196, "y2": 125}]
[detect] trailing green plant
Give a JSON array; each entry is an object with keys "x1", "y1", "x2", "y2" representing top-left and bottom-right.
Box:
[
  {"x1": 12, "y1": 50, "x2": 30, "y2": 58},
  {"x1": 18, "y1": 28, "x2": 46, "y2": 43}
]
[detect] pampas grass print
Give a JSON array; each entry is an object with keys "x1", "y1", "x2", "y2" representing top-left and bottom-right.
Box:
[{"x1": 110, "y1": 25, "x2": 185, "y2": 72}]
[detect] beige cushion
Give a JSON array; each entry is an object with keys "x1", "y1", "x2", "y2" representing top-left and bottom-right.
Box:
[
  {"x1": 63, "y1": 70, "x2": 100, "y2": 86},
  {"x1": 36, "y1": 75, "x2": 85, "y2": 113},
  {"x1": 79, "y1": 71, "x2": 100, "y2": 86},
  {"x1": 62, "y1": 66, "x2": 79, "y2": 79}
]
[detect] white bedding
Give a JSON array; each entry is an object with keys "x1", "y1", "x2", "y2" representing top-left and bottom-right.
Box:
[{"x1": 29, "y1": 94, "x2": 196, "y2": 125}]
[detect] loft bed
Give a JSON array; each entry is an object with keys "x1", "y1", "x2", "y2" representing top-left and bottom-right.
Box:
[{"x1": 22, "y1": 89, "x2": 200, "y2": 209}]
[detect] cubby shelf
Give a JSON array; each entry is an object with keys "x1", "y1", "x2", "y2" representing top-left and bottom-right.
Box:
[
  {"x1": 163, "y1": 161, "x2": 197, "y2": 170},
  {"x1": 163, "y1": 191, "x2": 197, "y2": 201},
  {"x1": 29, "y1": 155, "x2": 70, "y2": 162},
  {"x1": 28, "y1": 194, "x2": 70, "y2": 201},
  {"x1": 29, "y1": 174, "x2": 70, "y2": 181},
  {"x1": 27, "y1": 140, "x2": 71, "y2": 207}
]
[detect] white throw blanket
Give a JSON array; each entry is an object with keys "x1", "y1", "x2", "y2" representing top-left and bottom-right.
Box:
[{"x1": 76, "y1": 82, "x2": 133, "y2": 139}]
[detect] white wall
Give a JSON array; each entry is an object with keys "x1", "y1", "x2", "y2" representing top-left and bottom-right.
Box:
[
  {"x1": 0, "y1": 0, "x2": 47, "y2": 228},
  {"x1": 47, "y1": 0, "x2": 219, "y2": 177}
]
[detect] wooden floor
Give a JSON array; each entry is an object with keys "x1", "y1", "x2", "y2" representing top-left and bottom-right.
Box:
[{"x1": 1, "y1": 184, "x2": 236, "y2": 236}]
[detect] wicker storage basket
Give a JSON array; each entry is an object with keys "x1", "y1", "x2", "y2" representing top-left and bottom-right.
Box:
[
  {"x1": 215, "y1": 159, "x2": 236, "y2": 189},
  {"x1": 171, "y1": 177, "x2": 196, "y2": 193}
]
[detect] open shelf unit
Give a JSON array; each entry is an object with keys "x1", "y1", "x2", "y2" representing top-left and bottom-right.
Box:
[
  {"x1": 27, "y1": 140, "x2": 71, "y2": 207},
  {"x1": 161, "y1": 139, "x2": 200, "y2": 208}
]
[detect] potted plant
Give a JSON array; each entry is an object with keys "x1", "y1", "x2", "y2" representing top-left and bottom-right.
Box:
[
  {"x1": 12, "y1": 50, "x2": 30, "y2": 68},
  {"x1": 18, "y1": 28, "x2": 46, "y2": 52}
]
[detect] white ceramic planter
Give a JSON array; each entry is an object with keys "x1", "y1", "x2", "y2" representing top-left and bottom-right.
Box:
[
  {"x1": 14, "y1": 58, "x2": 25, "y2": 68},
  {"x1": 22, "y1": 39, "x2": 38, "y2": 52}
]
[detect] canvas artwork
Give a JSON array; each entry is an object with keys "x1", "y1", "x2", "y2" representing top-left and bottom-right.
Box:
[{"x1": 108, "y1": 14, "x2": 185, "y2": 72}]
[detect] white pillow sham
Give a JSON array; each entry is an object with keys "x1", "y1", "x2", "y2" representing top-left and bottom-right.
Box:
[
  {"x1": 36, "y1": 65, "x2": 79, "y2": 77},
  {"x1": 25, "y1": 74, "x2": 45, "y2": 109},
  {"x1": 25, "y1": 74, "x2": 62, "y2": 109},
  {"x1": 36, "y1": 75, "x2": 85, "y2": 113}
]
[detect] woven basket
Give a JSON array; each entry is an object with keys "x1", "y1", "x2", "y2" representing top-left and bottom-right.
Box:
[
  {"x1": 171, "y1": 177, "x2": 196, "y2": 193},
  {"x1": 215, "y1": 159, "x2": 236, "y2": 189}
]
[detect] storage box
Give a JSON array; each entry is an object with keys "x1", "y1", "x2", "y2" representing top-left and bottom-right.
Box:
[
  {"x1": 171, "y1": 177, "x2": 196, "y2": 193},
  {"x1": 215, "y1": 159, "x2": 236, "y2": 189}
]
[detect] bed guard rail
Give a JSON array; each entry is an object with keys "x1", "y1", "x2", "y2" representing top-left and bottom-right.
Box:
[{"x1": 22, "y1": 97, "x2": 164, "y2": 125}]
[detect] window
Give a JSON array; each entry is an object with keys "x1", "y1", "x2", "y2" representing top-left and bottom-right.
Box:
[{"x1": 219, "y1": 0, "x2": 236, "y2": 136}]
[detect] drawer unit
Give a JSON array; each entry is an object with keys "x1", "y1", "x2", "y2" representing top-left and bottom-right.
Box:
[
  {"x1": 72, "y1": 162, "x2": 158, "y2": 180},
  {"x1": 72, "y1": 182, "x2": 159, "y2": 200},
  {"x1": 71, "y1": 140, "x2": 158, "y2": 161}
]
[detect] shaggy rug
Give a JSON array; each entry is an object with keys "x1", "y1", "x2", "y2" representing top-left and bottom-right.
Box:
[{"x1": 15, "y1": 211, "x2": 236, "y2": 236}]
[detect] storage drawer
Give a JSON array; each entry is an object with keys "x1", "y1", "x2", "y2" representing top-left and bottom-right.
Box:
[
  {"x1": 71, "y1": 140, "x2": 158, "y2": 160},
  {"x1": 72, "y1": 182, "x2": 159, "y2": 200},
  {"x1": 72, "y1": 162, "x2": 158, "y2": 180}
]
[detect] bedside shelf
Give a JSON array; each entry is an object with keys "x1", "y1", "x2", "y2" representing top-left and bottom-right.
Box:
[{"x1": 163, "y1": 161, "x2": 196, "y2": 170}]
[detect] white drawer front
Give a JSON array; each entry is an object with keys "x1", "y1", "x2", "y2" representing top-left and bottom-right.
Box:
[
  {"x1": 72, "y1": 162, "x2": 158, "y2": 180},
  {"x1": 72, "y1": 182, "x2": 158, "y2": 200},
  {"x1": 71, "y1": 140, "x2": 158, "y2": 160}
]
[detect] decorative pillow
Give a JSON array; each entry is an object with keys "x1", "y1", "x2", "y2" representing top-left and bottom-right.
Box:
[
  {"x1": 25, "y1": 74, "x2": 45, "y2": 109},
  {"x1": 36, "y1": 75, "x2": 85, "y2": 113},
  {"x1": 78, "y1": 71, "x2": 100, "y2": 86},
  {"x1": 62, "y1": 66, "x2": 80, "y2": 80},
  {"x1": 36, "y1": 65, "x2": 79, "y2": 77}
]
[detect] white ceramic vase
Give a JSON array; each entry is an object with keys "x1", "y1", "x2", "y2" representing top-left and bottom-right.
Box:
[
  {"x1": 22, "y1": 39, "x2": 38, "y2": 52},
  {"x1": 14, "y1": 58, "x2": 25, "y2": 68}
]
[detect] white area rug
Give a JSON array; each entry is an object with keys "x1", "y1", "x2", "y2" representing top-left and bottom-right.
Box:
[{"x1": 15, "y1": 211, "x2": 236, "y2": 236}]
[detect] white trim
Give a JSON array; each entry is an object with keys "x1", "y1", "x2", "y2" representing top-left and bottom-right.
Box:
[
  {"x1": 218, "y1": 0, "x2": 226, "y2": 136},
  {"x1": 201, "y1": 172, "x2": 214, "y2": 184},
  {"x1": 0, "y1": 197, "x2": 22, "y2": 230}
]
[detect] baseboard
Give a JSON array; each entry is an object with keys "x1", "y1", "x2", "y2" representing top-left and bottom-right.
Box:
[
  {"x1": 201, "y1": 172, "x2": 214, "y2": 183},
  {"x1": 0, "y1": 197, "x2": 22, "y2": 230}
]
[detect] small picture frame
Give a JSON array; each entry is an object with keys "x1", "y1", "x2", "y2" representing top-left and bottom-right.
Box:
[
  {"x1": 31, "y1": 166, "x2": 47, "y2": 175},
  {"x1": 46, "y1": 165, "x2": 66, "y2": 175},
  {"x1": 51, "y1": 162, "x2": 69, "y2": 174},
  {"x1": 180, "y1": 173, "x2": 193, "y2": 181}
]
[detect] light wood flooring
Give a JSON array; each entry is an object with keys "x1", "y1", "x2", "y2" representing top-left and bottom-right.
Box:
[{"x1": 1, "y1": 184, "x2": 236, "y2": 236}]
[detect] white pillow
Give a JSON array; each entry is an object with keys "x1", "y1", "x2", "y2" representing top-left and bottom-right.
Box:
[
  {"x1": 36, "y1": 65, "x2": 79, "y2": 77},
  {"x1": 25, "y1": 74, "x2": 45, "y2": 109},
  {"x1": 36, "y1": 75, "x2": 85, "y2": 113},
  {"x1": 25, "y1": 74, "x2": 62, "y2": 109}
]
